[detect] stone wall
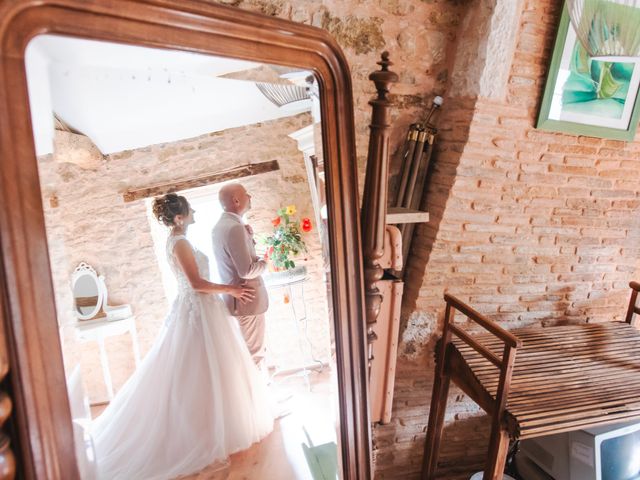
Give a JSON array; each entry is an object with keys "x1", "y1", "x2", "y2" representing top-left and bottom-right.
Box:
[
  {"x1": 214, "y1": 0, "x2": 470, "y2": 192},
  {"x1": 39, "y1": 112, "x2": 332, "y2": 401}
]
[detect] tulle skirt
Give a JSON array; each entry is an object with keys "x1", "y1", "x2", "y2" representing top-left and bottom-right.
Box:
[{"x1": 90, "y1": 291, "x2": 274, "y2": 480}]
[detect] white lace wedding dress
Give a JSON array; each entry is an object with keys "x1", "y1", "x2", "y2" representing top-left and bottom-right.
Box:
[{"x1": 91, "y1": 235, "x2": 274, "y2": 480}]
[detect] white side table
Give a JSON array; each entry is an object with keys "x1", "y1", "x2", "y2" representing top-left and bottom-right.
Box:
[
  {"x1": 73, "y1": 316, "x2": 141, "y2": 402},
  {"x1": 264, "y1": 268, "x2": 324, "y2": 390}
]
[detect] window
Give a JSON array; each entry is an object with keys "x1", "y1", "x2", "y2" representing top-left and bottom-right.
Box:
[{"x1": 147, "y1": 184, "x2": 224, "y2": 303}]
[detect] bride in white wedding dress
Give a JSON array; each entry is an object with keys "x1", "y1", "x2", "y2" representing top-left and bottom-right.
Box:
[{"x1": 90, "y1": 193, "x2": 274, "y2": 480}]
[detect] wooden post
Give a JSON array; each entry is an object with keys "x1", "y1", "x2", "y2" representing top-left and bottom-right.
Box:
[
  {"x1": 483, "y1": 344, "x2": 517, "y2": 480},
  {"x1": 421, "y1": 303, "x2": 454, "y2": 479},
  {"x1": 361, "y1": 52, "x2": 398, "y2": 369},
  {"x1": 625, "y1": 281, "x2": 640, "y2": 326},
  {"x1": 0, "y1": 284, "x2": 16, "y2": 480}
]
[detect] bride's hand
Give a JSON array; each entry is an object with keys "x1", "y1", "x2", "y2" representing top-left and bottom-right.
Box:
[{"x1": 229, "y1": 284, "x2": 255, "y2": 304}]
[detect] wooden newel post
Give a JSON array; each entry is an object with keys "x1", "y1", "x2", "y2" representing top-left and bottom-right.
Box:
[
  {"x1": 361, "y1": 52, "x2": 398, "y2": 370},
  {"x1": 0, "y1": 290, "x2": 15, "y2": 479}
]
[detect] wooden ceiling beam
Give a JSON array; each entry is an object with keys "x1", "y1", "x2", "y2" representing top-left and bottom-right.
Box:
[{"x1": 122, "y1": 159, "x2": 279, "y2": 202}]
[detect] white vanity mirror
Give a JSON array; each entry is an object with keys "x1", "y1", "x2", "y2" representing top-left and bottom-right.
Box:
[
  {"x1": 72, "y1": 263, "x2": 105, "y2": 321},
  {"x1": 70, "y1": 262, "x2": 140, "y2": 402},
  {"x1": 72, "y1": 262, "x2": 134, "y2": 322}
]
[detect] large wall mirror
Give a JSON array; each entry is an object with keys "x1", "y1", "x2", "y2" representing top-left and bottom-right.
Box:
[{"x1": 0, "y1": 2, "x2": 369, "y2": 479}]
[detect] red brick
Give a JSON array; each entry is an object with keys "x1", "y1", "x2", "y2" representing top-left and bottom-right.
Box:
[
  {"x1": 549, "y1": 164, "x2": 598, "y2": 176},
  {"x1": 547, "y1": 144, "x2": 598, "y2": 155},
  {"x1": 598, "y1": 169, "x2": 638, "y2": 179},
  {"x1": 564, "y1": 155, "x2": 597, "y2": 167},
  {"x1": 577, "y1": 136, "x2": 603, "y2": 146}
]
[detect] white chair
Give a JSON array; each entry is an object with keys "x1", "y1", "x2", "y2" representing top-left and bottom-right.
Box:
[{"x1": 66, "y1": 365, "x2": 98, "y2": 479}]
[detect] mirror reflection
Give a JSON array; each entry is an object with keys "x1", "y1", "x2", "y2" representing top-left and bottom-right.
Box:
[
  {"x1": 72, "y1": 265, "x2": 102, "y2": 319},
  {"x1": 26, "y1": 34, "x2": 339, "y2": 479}
]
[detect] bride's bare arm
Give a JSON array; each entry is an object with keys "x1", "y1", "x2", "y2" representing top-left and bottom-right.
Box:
[{"x1": 173, "y1": 239, "x2": 255, "y2": 303}]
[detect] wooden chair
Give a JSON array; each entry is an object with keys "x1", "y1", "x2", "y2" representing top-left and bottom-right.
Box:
[
  {"x1": 421, "y1": 281, "x2": 640, "y2": 480},
  {"x1": 625, "y1": 280, "x2": 640, "y2": 326}
]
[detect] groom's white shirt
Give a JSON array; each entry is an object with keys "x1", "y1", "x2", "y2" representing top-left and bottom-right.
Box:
[
  {"x1": 211, "y1": 212, "x2": 268, "y2": 316},
  {"x1": 225, "y1": 211, "x2": 244, "y2": 224}
]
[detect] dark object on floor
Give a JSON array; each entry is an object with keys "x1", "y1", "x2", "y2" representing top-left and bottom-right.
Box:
[{"x1": 512, "y1": 452, "x2": 554, "y2": 480}]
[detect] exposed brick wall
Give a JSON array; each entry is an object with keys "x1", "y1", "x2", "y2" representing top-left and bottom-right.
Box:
[
  {"x1": 375, "y1": 1, "x2": 640, "y2": 478},
  {"x1": 39, "y1": 113, "x2": 332, "y2": 401}
]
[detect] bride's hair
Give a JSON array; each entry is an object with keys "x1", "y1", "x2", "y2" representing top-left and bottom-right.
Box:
[{"x1": 152, "y1": 193, "x2": 189, "y2": 226}]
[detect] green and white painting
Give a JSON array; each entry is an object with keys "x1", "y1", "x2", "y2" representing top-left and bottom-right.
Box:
[
  {"x1": 562, "y1": 45, "x2": 635, "y2": 120},
  {"x1": 537, "y1": 4, "x2": 640, "y2": 141}
]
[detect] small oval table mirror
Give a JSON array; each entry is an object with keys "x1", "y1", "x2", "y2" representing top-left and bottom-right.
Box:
[
  {"x1": 72, "y1": 262, "x2": 105, "y2": 321},
  {"x1": 70, "y1": 262, "x2": 140, "y2": 402}
]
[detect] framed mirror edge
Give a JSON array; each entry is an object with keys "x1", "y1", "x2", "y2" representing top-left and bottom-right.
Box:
[{"x1": 0, "y1": 1, "x2": 371, "y2": 479}]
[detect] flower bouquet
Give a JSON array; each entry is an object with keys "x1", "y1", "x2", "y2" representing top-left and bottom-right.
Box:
[{"x1": 262, "y1": 205, "x2": 312, "y2": 272}]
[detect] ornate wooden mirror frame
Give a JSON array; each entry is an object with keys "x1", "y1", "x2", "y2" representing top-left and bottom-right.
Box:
[{"x1": 0, "y1": 1, "x2": 370, "y2": 478}]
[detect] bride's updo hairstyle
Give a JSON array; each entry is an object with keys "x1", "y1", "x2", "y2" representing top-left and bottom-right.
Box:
[{"x1": 152, "y1": 193, "x2": 189, "y2": 226}]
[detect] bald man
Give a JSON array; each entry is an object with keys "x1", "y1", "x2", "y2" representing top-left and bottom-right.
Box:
[{"x1": 212, "y1": 183, "x2": 269, "y2": 365}]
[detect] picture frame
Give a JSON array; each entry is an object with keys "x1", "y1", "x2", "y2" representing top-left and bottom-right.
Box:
[{"x1": 537, "y1": 3, "x2": 640, "y2": 141}]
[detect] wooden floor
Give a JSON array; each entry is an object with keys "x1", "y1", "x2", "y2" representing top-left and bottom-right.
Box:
[
  {"x1": 92, "y1": 368, "x2": 338, "y2": 480},
  {"x1": 182, "y1": 369, "x2": 338, "y2": 480}
]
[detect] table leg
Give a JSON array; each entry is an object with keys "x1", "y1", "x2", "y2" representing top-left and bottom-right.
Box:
[
  {"x1": 97, "y1": 338, "x2": 114, "y2": 400},
  {"x1": 269, "y1": 280, "x2": 324, "y2": 389},
  {"x1": 129, "y1": 323, "x2": 141, "y2": 368}
]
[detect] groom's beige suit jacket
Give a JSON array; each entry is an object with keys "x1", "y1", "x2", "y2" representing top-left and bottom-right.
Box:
[{"x1": 211, "y1": 212, "x2": 269, "y2": 316}]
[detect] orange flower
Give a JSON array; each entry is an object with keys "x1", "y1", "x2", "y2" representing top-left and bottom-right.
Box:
[
  {"x1": 301, "y1": 218, "x2": 312, "y2": 232},
  {"x1": 272, "y1": 217, "x2": 281, "y2": 227}
]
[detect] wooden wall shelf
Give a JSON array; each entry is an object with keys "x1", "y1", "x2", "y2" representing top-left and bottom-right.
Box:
[{"x1": 386, "y1": 207, "x2": 429, "y2": 225}]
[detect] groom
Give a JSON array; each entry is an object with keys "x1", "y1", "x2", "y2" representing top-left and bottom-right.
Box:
[{"x1": 212, "y1": 183, "x2": 269, "y2": 365}]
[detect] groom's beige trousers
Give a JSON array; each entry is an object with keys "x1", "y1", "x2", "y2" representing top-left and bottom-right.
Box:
[{"x1": 235, "y1": 313, "x2": 266, "y2": 364}]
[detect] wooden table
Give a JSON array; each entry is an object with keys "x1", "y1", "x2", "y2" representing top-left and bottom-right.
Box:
[{"x1": 422, "y1": 281, "x2": 640, "y2": 480}]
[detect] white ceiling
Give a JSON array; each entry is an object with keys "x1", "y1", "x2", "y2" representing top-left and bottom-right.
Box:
[{"x1": 25, "y1": 35, "x2": 312, "y2": 155}]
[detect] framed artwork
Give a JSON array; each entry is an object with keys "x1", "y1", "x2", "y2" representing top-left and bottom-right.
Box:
[{"x1": 537, "y1": 4, "x2": 640, "y2": 141}]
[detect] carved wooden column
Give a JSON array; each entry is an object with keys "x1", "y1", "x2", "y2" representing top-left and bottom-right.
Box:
[
  {"x1": 0, "y1": 289, "x2": 16, "y2": 479},
  {"x1": 361, "y1": 52, "x2": 398, "y2": 369},
  {"x1": 0, "y1": 394, "x2": 14, "y2": 479}
]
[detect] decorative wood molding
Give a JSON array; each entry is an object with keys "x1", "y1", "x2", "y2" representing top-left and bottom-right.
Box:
[
  {"x1": 0, "y1": 1, "x2": 370, "y2": 478},
  {"x1": 122, "y1": 160, "x2": 280, "y2": 202},
  {"x1": 0, "y1": 270, "x2": 16, "y2": 480},
  {"x1": 361, "y1": 52, "x2": 398, "y2": 369}
]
